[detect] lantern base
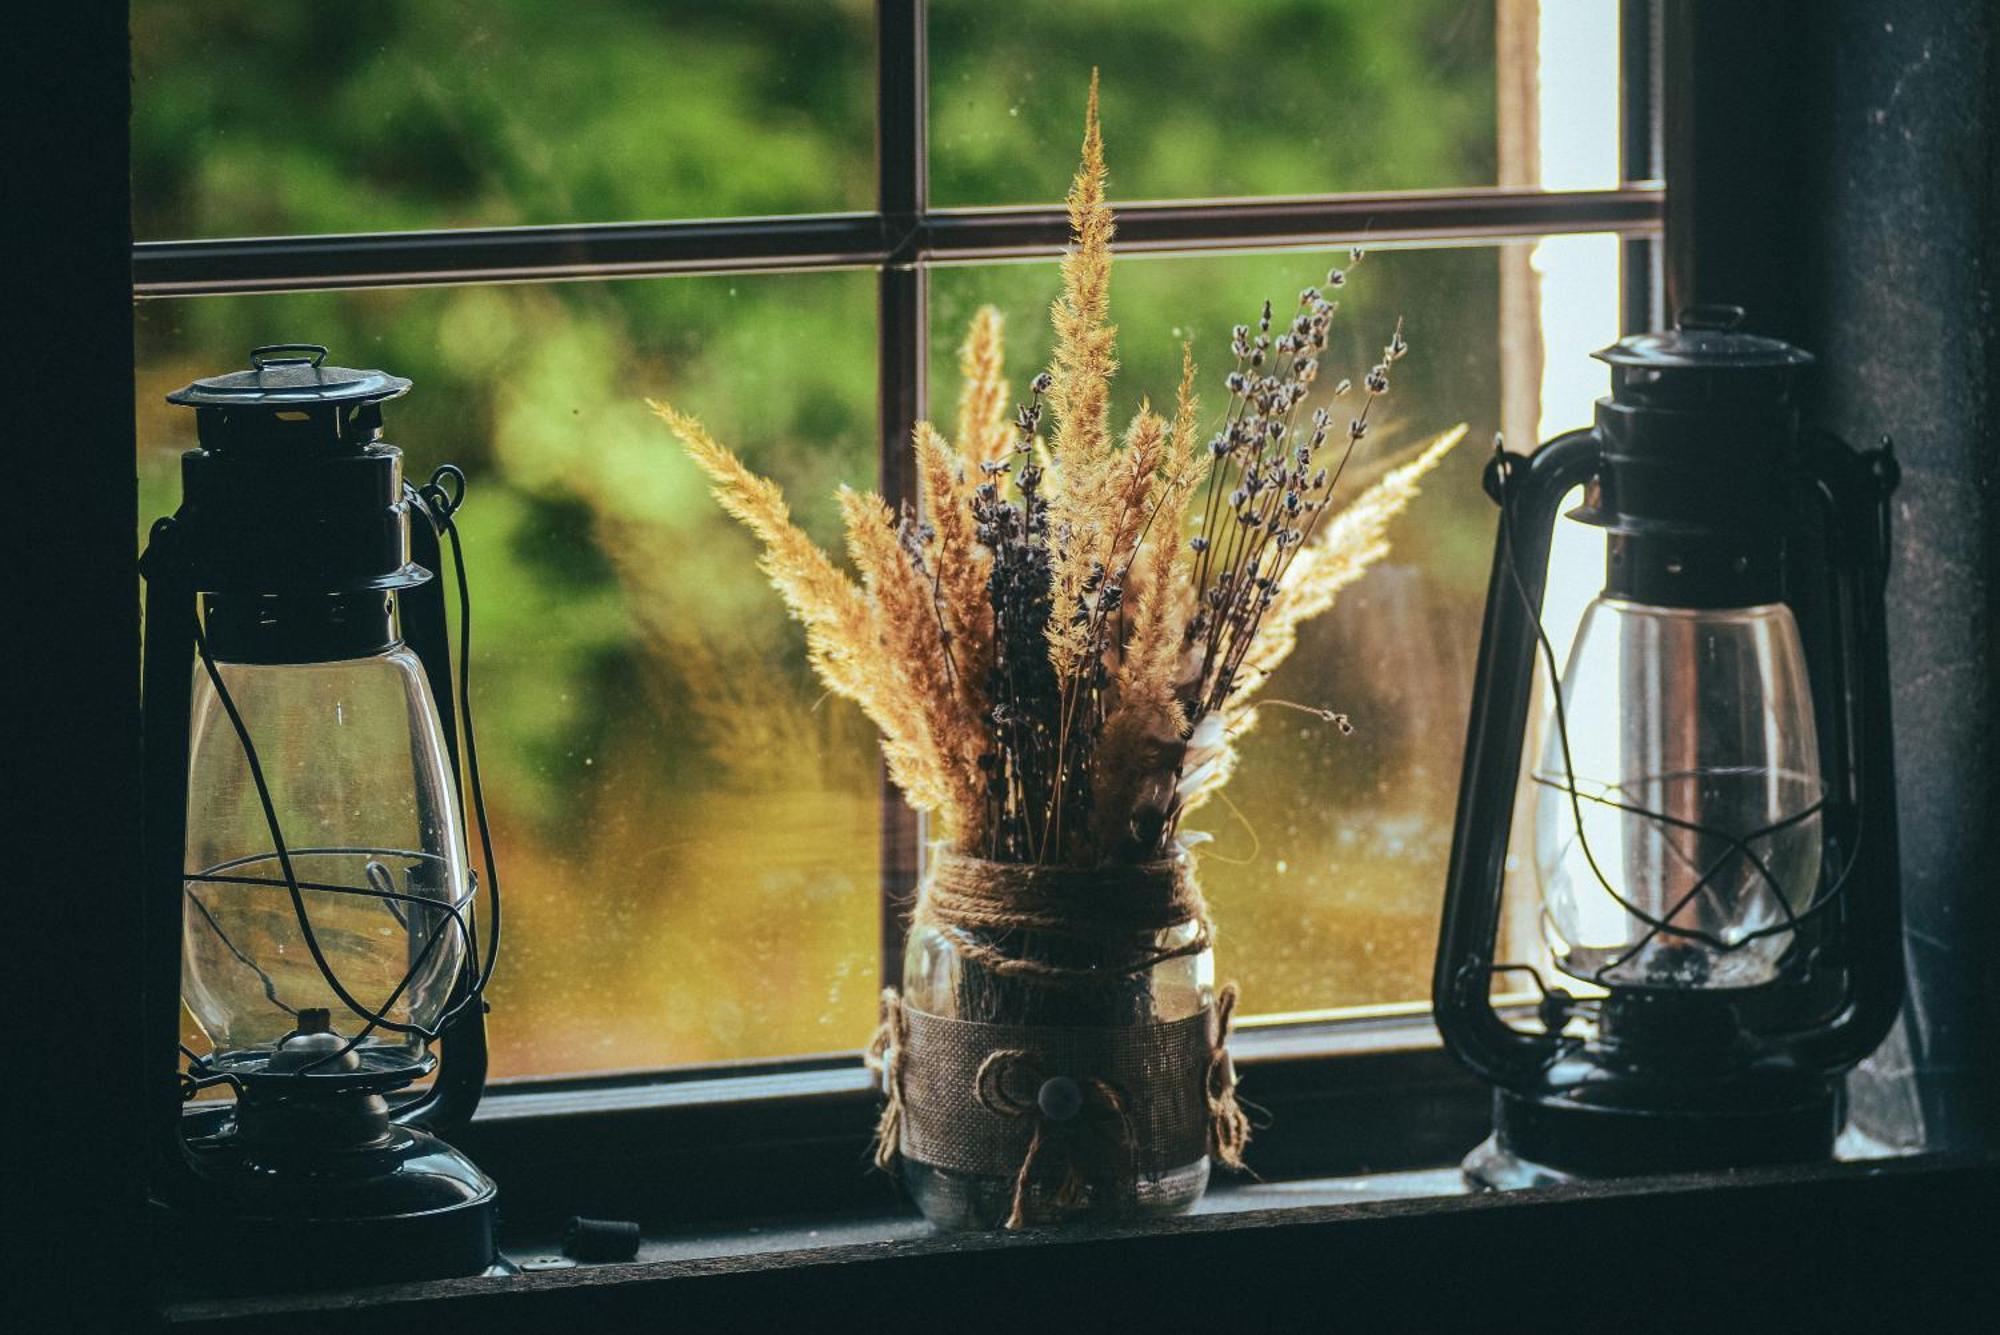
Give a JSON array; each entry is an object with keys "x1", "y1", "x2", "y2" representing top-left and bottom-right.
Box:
[
  {"x1": 156, "y1": 1116, "x2": 502, "y2": 1294},
  {"x1": 1466, "y1": 1081, "x2": 1840, "y2": 1189}
]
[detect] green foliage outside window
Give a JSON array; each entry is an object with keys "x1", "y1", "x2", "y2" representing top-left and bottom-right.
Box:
[{"x1": 134, "y1": 0, "x2": 1503, "y2": 1075}]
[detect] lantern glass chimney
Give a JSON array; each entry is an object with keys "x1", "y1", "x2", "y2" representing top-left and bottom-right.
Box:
[
  {"x1": 1525, "y1": 307, "x2": 1829, "y2": 991},
  {"x1": 1533, "y1": 596, "x2": 1823, "y2": 988},
  {"x1": 182, "y1": 645, "x2": 471, "y2": 1073}
]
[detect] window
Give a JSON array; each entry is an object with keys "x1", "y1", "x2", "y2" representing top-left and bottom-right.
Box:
[{"x1": 135, "y1": 0, "x2": 1660, "y2": 1115}]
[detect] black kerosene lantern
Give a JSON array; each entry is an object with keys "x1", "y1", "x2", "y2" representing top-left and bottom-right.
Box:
[
  {"x1": 1435, "y1": 307, "x2": 1904, "y2": 1186},
  {"x1": 140, "y1": 346, "x2": 504, "y2": 1285}
]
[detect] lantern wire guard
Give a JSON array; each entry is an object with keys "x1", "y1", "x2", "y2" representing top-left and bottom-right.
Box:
[
  {"x1": 169, "y1": 466, "x2": 502, "y2": 1102},
  {"x1": 1484, "y1": 437, "x2": 1865, "y2": 1042}
]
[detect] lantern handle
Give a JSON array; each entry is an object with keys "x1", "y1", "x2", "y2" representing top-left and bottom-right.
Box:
[
  {"x1": 140, "y1": 516, "x2": 210, "y2": 1193},
  {"x1": 249, "y1": 343, "x2": 329, "y2": 369},
  {"x1": 1435, "y1": 427, "x2": 1604, "y2": 1092},
  {"x1": 396, "y1": 481, "x2": 470, "y2": 1134},
  {"x1": 421, "y1": 463, "x2": 466, "y2": 517},
  {"x1": 396, "y1": 473, "x2": 500, "y2": 1136},
  {"x1": 1782, "y1": 429, "x2": 1904, "y2": 1074}
]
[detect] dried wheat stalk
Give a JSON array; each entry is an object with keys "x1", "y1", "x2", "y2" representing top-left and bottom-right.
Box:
[{"x1": 652, "y1": 73, "x2": 1462, "y2": 863}]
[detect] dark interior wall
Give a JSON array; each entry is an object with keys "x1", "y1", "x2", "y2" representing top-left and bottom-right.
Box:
[
  {"x1": 11, "y1": 3, "x2": 145, "y2": 1326},
  {"x1": 1670, "y1": 0, "x2": 1999, "y2": 1150}
]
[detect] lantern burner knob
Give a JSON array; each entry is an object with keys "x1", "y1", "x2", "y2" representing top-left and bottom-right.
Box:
[
  {"x1": 267, "y1": 1010, "x2": 363, "y2": 1074},
  {"x1": 1675, "y1": 303, "x2": 1747, "y2": 333}
]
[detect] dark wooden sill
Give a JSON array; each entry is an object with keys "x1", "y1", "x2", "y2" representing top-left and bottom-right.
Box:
[
  {"x1": 162, "y1": 1151, "x2": 1998, "y2": 1333},
  {"x1": 443, "y1": 1014, "x2": 1497, "y2": 1233}
]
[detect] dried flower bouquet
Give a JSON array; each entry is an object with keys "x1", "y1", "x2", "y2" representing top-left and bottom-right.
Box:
[
  {"x1": 653, "y1": 76, "x2": 1461, "y2": 1228},
  {"x1": 652, "y1": 80, "x2": 1464, "y2": 872}
]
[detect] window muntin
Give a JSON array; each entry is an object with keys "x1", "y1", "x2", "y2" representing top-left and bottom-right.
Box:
[{"x1": 130, "y1": 0, "x2": 876, "y2": 241}]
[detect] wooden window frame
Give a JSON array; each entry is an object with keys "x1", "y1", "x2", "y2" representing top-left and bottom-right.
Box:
[{"x1": 136, "y1": 0, "x2": 1668, "y2": 1230}]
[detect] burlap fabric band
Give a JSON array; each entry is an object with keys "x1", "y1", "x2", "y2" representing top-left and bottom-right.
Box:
[
  {"x1": 898, "y1": 1006, "x2": 1212, "y2": 1178},
  {"x1": 865, "y1": 853, "x2": 1252, "y2": 1228}
]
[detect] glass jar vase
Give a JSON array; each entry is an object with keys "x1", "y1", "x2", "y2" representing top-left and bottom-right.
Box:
[{"x1": 888, "y1": 855, "x2": 1219, "y2": 1230}]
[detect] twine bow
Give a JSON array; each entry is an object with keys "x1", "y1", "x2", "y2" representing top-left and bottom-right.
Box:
[
  {"x1": 864, "y1": 988, "x2": 908, "y2": 1172},
  {"x1": 972, "y1": 1048, "x2": 1137, "y2": 1229},
  {"x1": 1207, "y1": 981, "x2": 1252, "y2": 1171}
]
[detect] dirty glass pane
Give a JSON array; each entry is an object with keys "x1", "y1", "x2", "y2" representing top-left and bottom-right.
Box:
[
  {"x1": 131, "y1": 0, "x2": 874, "y2": 240},
  {"x1": 930, "y1": 238, "x2": 1620, "y2": 1016},
  {"x1": 929, "y1": 0, "x2": 1502, "y2": 206},
  {"x1": 137, "y1": 271, "x2": 881, "y2": 1077}
]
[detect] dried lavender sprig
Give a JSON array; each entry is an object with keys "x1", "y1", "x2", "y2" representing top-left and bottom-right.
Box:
[
  {"x1": 1189, "y1": 252, "x2": 1360, "y2": 616},
  {"x1": 1186, "y1": 251, "x2": 1374, "y2": 718},
  {"x1": 1203, "y1": 315, "x2": 1407, "y2": 718},
  {"x1": 895, "y1": 505, "x2": 961, "y2": 697},
  {"x1": 972, "y1": 373, "x2": 1064, "y2": 860}
]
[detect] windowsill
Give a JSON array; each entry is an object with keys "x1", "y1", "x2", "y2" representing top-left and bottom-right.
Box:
[
  {"x1": 468, "y1": 1006, "x2": 1453, "y2": 1123},
  {"x1": 159, "y1": 1012, "x2": 1957, "y2": 1327},
  {"x1": 437, "y1": 1011, "x2": 1499, "y2": 1236},
  {"x1": 159, "y1": 1149, "x2": 1997, "y2": 1330},
  {"x1": 494, "y1": 1166, "x2": 1472, "y2": 1276},
  {"x1": 494, "y1": 1122, "x2": 1919, "y2": 1274}
]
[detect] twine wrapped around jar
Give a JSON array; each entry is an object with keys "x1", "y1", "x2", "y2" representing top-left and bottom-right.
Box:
[{"x1": 865, "y1": 852, "x2": 1252, "y2": 1229}]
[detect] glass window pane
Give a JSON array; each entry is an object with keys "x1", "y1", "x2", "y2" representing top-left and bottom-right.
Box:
[
  {"x1": 929, "y1": 0, "x2": 1508, "y2": 206},
  {"x1": 930, "y1": 239, "x2": 1619, "y2": 1016},
  {"x1": 132, "y1": 0, "x2": 874, "y2": 240},
  {"x1": 138, "y1": 270, "x2": 881, "y2": 1078}
]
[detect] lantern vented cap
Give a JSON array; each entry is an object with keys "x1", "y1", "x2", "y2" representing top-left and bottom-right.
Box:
[
  {"x1": 166, "y1": 344, "x2": 411, "y2": 409},
  {"x1": 1596, "y1": 305, "x2": 1815, "y2": 372}
]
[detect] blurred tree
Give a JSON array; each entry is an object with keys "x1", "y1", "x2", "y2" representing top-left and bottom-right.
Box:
[{"x1": 134, "y1": 0, "x2": 1502, "y2": 1071}]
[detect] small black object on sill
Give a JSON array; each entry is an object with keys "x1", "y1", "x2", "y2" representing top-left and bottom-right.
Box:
[{"x1": 563, "y1": 1216, "x2": 642, "y2": 1264}]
